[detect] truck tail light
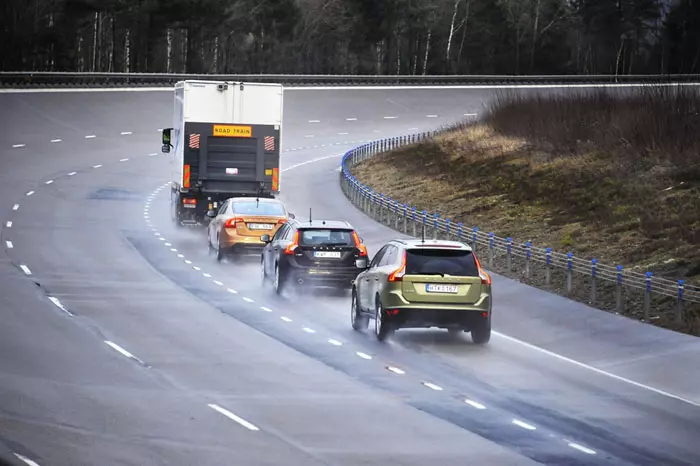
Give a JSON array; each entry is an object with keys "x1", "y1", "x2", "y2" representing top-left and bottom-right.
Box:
[
  {"x1": 183, "y1": 198, "x2": 196, "y2": 206},
  {"x1": 388, "y1": 251, "x2": 406, "y2": 282},
  {"x1": 183, "y1": 164, "x2": 191, "y2": 188},
  {"x1": 284, "y1": 231, "x2": 300, "y2": 255}
]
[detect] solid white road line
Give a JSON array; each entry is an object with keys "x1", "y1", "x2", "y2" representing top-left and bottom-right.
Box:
[
  {"x1": 338, "y1": 132, "x2": 349, "y2": 135},
  {"x1": 14, "y1": 453, "x2": 41, "y2": 466},
  {"x1": 493, "y1": 331, "x2": 700, "y2": 408},
  {"x1": 387, "y1": 366, "x2": 405, "y2": 375},
  {"x1": 19, "y1": 265, "x2": 32, "y2": 276},
  {"x1": 282, "y1": 153, "x2": 343, "y2": 172},
  {"x1": 512, "y1": 419, "x2": 537, "y2": 431},
  {"x1": 465, "y1": 399, "x2": 487, "y2": 410},
  {"x1": 464, "y1": 113, "x2": 478, "y2": 116},
  {"x1": 207, "y1": 404, "x2": 259, "y2": 431},
  {"x1": 12, "y1": 204, "x2": 19, "y2": 210},
  {"x1": 422, "y1": 382, "x2": 443, "y2": 391},
  {"x1": 5, "y1": 241, "x2": 13, "y2": 249},
  {"x1": 48, "y1": 297, "x2": 74, "y2": 317},
  {"x1": 568, "y1": 443, "x2": 597, "y2": 455},
  {"x1": 356, "y1": 352, "x2": 372, "y2": 360}
]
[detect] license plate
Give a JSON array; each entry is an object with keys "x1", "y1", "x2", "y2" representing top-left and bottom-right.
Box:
[
  {"x1": 249, "y1": 223, "x2": 273, "y2": 230},
  {"x1": 183, "y1": 204, "x2": 196, "y2": 209},
  {"x1": 314, "y1": 251, "x2": 341, "y2": 259},
  {"x1": 426, "y1": 284, "x2": 459, "y2": 294}
]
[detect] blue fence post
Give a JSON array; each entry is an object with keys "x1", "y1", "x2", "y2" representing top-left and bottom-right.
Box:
[
  {"x1": 489, "y1": 232, "x2": 495, "y2": 267},
  {"x1": 433, "y1": 213, "x2": 439, "y2": 240},
  {"x1": 591, "y1": 258, "x2": 598, "y2": 303},
  {"x1": 566, "y1": 252, "x2": 574, "y2": 294},
  {"x1": 368, "y1": 189, "x2": 374, "y2": 218},
  {"x1": 412, "y1": 207, "x2": 417, "y2": 237},
  {"x1": 472, "y1": 227, "x2": 479, "y2": 252},
  {"x1": 402, "y1": 203, "x2": 408, "y2": 234},
  {"x1": 545, "y1": 248, "x2": 552, "y2": 285},
  {"x1": 644, "y1": 271, "x2": 652, "y2": 321},
  {"x1": 422, "y1": 210, "x2": 427, "y2": 239},
  {"x1": 457, "y1": 222, "x2": 463, "y2": 242},
  {"x1": 446, "y1": 218, "x2": 451, "y2": 238},
  {"x1": 525, "y1": 241, "x2": 532, "y2": 278},
  {"x1": 506, "y1": 237, "x2": 512, "y2": 270},
  {"x1": 616, "y1": 265, "x2": 624, "y2": 312}
]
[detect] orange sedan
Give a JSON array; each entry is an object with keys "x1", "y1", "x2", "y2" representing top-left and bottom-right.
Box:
[{"x1": 207, "y1": 197, "x2": 291, "y2": 261}]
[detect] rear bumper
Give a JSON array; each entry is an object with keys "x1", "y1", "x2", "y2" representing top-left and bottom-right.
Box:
[
  {"x1": 287, "y1": 267, "x2": 362, "y2": 288},
  {"x1": 382, "y1": 296, "x2": 492, "y2": 330}
]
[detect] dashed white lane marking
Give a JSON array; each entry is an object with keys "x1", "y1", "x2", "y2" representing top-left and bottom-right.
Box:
[
  {"x1": 170, "y1": 248, "x2": 178, "y2": 252},
  {"x1": 213, "y1": 280, "x2": 223, "y2": 286},
  {"x1": 242, "y1": 297, "x2": 254, "y2": 303},
  {"x1": 260, "y1": 306, "x2": 273, "y2": 312},
  {"x1": 202, "y1": 273, "x2": 211, "y2": 278},
  {"x1": 193, "y1": 266, "x2": 201, "y2": 271},
  {"x1": 14, "y1": 453, "x2": 41, "y2": 466},
  {"x1": 207, "y1": 404, "x2": 259, "y2": 431},
  {"x1": 164, "y1": 242, "x2": 171, "y2": 246},
  {"x1": 45, "y1": 180, "x2": 53, "y2": 185},
  {"x1": 465, "y1": 399, "x2": 486, "y2": 410},
  {"x1": 104, "y1": 340, "x2": 145, "y2": 365},
  {"x1": 281, "y1": 316, "x2": 292, "y2": 322},
  {"x1": 68, "y1": 171, "x2": 76, "y2": 176},
  {"x1": 5, "y1": 221, "x2": 12, "y2": 228},
  {"x1": 308, "y1": 119, "x2": 320, "y2": 123},
  {"x1": 185, "y1": 260, "x2": 192, "y2": 264},
  {"x1": 85, "y1": 135, "x2": 96, "y2": 139},
  {"x1": 148, "y1": 152, "x2": 157, "y2": 156},
  {"x1": 568, "y1": 443, "x2": 597, "y2": 455},
  {"x1": 12, "y1": 144, "x2": 26, "y2": 148},
  {"x1": 120, "y1": 158, "x2": 129, "y2": 162},
  {"x1": 423, "y1": 382, "x2": 443, "y2": 391},
  {"x1": 305, "y1": 135, "x2": 314, "y2": 138},
  {"x1": 227, "y1": 288, "x2": 238, "y2": 294},
  {"x1": 426, "y1": 114, "x2": 438, "y2": 118},
  {"x1": 356, "y1": 352, "x2": 372, "y2": 360},
  {"x1": 26, "y1": 191, "x2": 34, "y2": 196},
  {"x1": 5, "y1": 241, "x2": 14, "y2": 249},
  {"x1": 302, "y1": 327, "x2": 316, "y2": 334},
  {"x1": 346, "y1": 118, "x2": 357, "y2": 121},
  {"x1": 154, "y1": 232, "x2": 161, "y2": 236},
  {"x1": 12, "y1": 204, "x2": 19, "y2": 210},
  {"x1": 19, "y1": 265, "x2": 32, "y2": 275},
  {"x1": 177, "y1": 253, "x2": 184, "y2": 258},
  {"x1": 328, "y1": 339, "x2": 342, "y2": 346},
  {"x1": 158, "y1": 237, "x2": 165, "y2": 242},
  {"x1": 338, "y1": 132, "x2": 348, "y2": 135},
  {"x1": 493, "y1": 332, "x2": 700, "y2": 408},
  {"x1": 51, "y1": 139, "x2": 62, "y2": 143},
  {"x1": 48, "y1": 297, "x2": 74, "y2": 317},
  {"x1": 121, "y1": 131, "x2": 133, "y2": 135},
  {"x1": 464, "y1": 113, "x2": 479, "y2": 116},
  {"x1": 408, "y1": 127, "x2": 418, "y2": 131},
  {"x1": 383, "y1": 116, "x2": 398, "y2": 119},
  {"x1": 512, "y1": 419, "x2": 537, "y2": 431},
  {"x1": 93, "y1": 164, "x2": 102, "y2": 168},
  {"x1": 387, "y1": 366, "x2": 405, "y2": 375}
]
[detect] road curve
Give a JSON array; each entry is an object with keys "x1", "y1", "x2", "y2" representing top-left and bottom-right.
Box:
[{"x1": 0, "y1": 86, "x2": 699, "y2": 466}]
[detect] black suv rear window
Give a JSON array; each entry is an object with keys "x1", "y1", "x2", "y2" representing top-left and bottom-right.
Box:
[
  {"x1": 406, "y1": 248, "x2": 479, "y2": 277},
  {"x1": 300, "y1": 229, "x2": 355, "y2": 246}
]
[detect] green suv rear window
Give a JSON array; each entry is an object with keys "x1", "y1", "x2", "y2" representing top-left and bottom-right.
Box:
[{"x1": 406, "y1": 249, "x2": 479, "y2": 277}]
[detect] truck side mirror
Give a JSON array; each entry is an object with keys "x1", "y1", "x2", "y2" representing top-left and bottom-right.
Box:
[{"x1": 161, "y1": 128, "x2": 173, "y2": 153}]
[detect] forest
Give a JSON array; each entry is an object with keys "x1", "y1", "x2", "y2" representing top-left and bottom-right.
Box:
[{"x1": 1, "y1": 0, "x2": 699, "y2": 76}]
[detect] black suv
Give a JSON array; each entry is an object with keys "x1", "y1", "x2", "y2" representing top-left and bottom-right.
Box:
[{"x1": 260, "y1": 219, "x2": 369, "y2": 294}]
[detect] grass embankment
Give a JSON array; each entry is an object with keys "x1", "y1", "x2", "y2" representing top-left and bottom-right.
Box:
[{"x1": 351, "y1": 87, "x2": 700, "y2": 334}]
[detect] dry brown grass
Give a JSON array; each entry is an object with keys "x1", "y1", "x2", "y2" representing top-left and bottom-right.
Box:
[{"x1": 351, "y1": 87, "x2": 700, "y2": 284}]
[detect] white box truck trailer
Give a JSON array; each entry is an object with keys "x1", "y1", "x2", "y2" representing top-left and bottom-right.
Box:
[{"x1": 161, "y1": 80, "x2": 284, "y2": 226}]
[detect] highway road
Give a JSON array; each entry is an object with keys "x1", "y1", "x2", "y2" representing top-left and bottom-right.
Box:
[{"x1": 1, "y1": 86, "x2": 699, "y2": 466}]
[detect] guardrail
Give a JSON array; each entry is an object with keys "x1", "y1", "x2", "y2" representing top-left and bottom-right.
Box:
[
  {"x1": 2, "y1": 71, "x2": 700, "y2": 88},
  {"x1": 339, "y1": 131, "x2": 700, "y2": 329}
]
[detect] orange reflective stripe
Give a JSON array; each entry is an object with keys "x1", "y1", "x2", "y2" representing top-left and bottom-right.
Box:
[
  {"x1": 271, "y1": 167, "x2": 279, "y2": 191},
  {"x1": 183, "y1": 164, "x2": 191, "y2": 188}
]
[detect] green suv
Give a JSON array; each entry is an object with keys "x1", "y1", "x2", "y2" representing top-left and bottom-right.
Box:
[{"x1": 350, "y1": 239, "x2": 492, "y2": 344}]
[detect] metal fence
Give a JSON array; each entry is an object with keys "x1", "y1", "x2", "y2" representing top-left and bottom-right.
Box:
[
  {"x1": 2, "y1": 71, "x2": 700, "y2": 88},
  {"x1": 339, "y1": 131, "x2": 700, "y2": 330}
]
